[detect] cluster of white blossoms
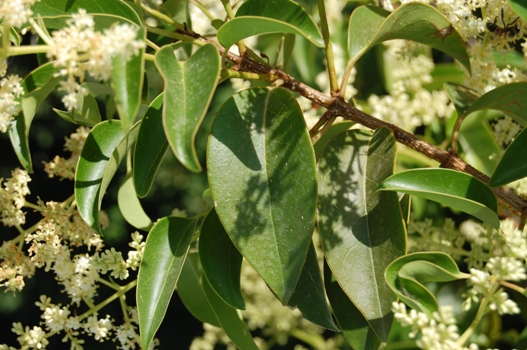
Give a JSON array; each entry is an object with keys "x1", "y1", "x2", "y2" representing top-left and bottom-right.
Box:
[
  {"x1": 0, "y1": 70, "x2": 24, "y2": 133},
  {"x1": 0, "y1": 168, "x2": 31, "y2": 227},
  {"x1": 46, "y1": 9, "x2": 145, "y2": 110},
  {"x1": 44, "y1": 126, "x2": 90, "y2": 180},
  {"x1": 392, "y1": 302, "x2": 479, "y2": 350},
  {"x1": 0, "y1": 0, "x2": 39, "y2": 28}
]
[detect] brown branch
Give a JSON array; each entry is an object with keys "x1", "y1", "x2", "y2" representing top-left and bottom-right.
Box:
[{"x1": 204, "y1": 38, "x2": 527, "y2": 220}]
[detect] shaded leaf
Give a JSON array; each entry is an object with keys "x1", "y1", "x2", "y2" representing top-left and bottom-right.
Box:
[
  {"x1": 288, "y1": 242, "x2": 338, "y2": 331},
  {"x1": 313, "y1": 121, "x2": 354, "y2": 159},
  {"x1": 317, "y1": 127, "x2": 406, "y2": 342},
  {"x1": 75, "y1": 120, "x2": 140, "y2": 234},
  {"x1": 378, "y1": 168, "x2": 499, "y2": 229},
  {"x1": 137, "y1": 217, "x2": 196, "y2": 350},
  {"x1": 207, "y1": 87, "x2": 317, "y2": 304},
  {"x1": 177, "y1": 253, "x2": 221, "y2": 327},
  {"x1": 202, "y1": 276, "x2": 259, "y2": 350},
  {"x1": 199, "y1": 209, "x2": 245, "y2": 310},
  {"x1": 490, "y1": 127, "x2": 527, "y2": 186},
  {"x1": 324, "y1": 262, "x2": 382, "y2": 350},
  {"x1": 133, "y1": 93, "x2": 168, "y2": 198},
  {"x1": 117, "y1": 173, "x2": 153, "y2": 231},
  {"x1": 8, "y1": 63, "x2": 63, "y2": 172},
  {"x1": 385, "y1": 252, "x2": 468, "y2": 315},
  {"x1": 217, "y1": 0, "x2": 323, "y2": 49},
  {"x1": 156, "y1": 43, "x2": 220, "y2": 172},
  {"x1": 53, "y1": 92, "x2": 102, "y2": 126},
  {"x1": 348, "y1": 4, "x2": 470, "y2": 72}
]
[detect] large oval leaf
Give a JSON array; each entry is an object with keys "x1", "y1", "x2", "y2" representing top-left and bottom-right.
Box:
[
  {"x1": 217, "y1": 0, "x2": 323, "y2": 49},
  {"x1": 317, "y1": 127, "x2": 406, "y2": 342},
  {"x1": 385, "y1": 252, "x2": 469, "y2": 315},
  {"x1": 177, "y1": 253, "x2": 221, "y2": 327},
  {"x1": 199, "y1": 209, "x2": 244, "y2": 310},
  {"x1": 137, "y1": 216, "x2": 196, "y2": 350},
  {"x1": 324, "y1": 262, "x2": 382, "y2": 350},
  {"x1": 156, "y1": 43, "x2": 220, "y2": 173},
  {"x1": 348, "y1": 4, "x2": 470, "y2": 72},
  {"x1": 378, "y1": 168, "x2": 499, "y2": 229},
  {"x1": 8, "y1": 62, "x2": 63, "y2": 172},
  {"x1": 446, "y1": 82, "x2": 527, "y2": 126},
  {"x1": 75, "y1": 120, "x2": 140, "y2": 234},
  {"x1": 288, "y1": 242, "x2": 338, "y2": 331},
  {"x1": 207, "y1": 87, "x2": 317, "y2": 304},
  {"x1": 133, "y1": 93, "x2": 168, "y2": 197},
  {"x1": 490, "y1": 127, "x2": 527, "y2": 186}
]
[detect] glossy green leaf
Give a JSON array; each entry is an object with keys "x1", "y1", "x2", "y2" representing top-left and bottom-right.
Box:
[
  {"x1": 378, "y1": 168, "x2": 500, "y2": 229},
  {"x1": 137, "y1": 216, "x2": 196, "y2": 350},
  {"x1": 288, "y1": 242, "x2": 338, "y2": 331},
  {"x1": 458, "y1": 111, "x2": 501, "y2": 176},
  {"x1": 207, "y1": 87, "x2": 317, "y2": 304},
  {"x1": 217, "y1": 0, "x2": 323, "y2": 49},
  {"x1": 313, "y1": 121, "x2": 354, "y2": 159},
  {"x1": 177, "y1": 253, "x2": 221, "y2": 327},
  {"x1": 199, "y1": 209, "x2": 244, "y2": 310},
  {"x1": 348, "y1": 4, "x2": 470, "y2": 72},
  {"x1": 324, "y1": 262, "x2": 382, "y2": 350},
  {"x1": 53, "y1": 92, "x2": 102, "y2": 126},
  {"x1": 317, "y1": 127, "x2": 406, "y2": 342},
  {"x1": 32, "y1": 0, "x2": 142, "y2": 25},
  {"x1": 156, "y1": 43, "x2": 219, "y2": 173},
  {"x1": 117, "y1": 173, "x2": 153, "y2": 231},
  {"x1": 202, "y1": 276, "x2": 259, "y2": 350},
  {"x1": 83, "y1": 82, "x2": 115, "y2": 97},
  {"x1": 510, "y1": 0, "x2": 527, "y2": 23},
  {"x1": 133, "y1": 93, "x2": 168, "y2": 198},
  {"x1": 112, "y1": 27, "x2": 145, "y2": 132},
  {"x1": 447, "y1": 82, "x2": 527, "y2": 126},
  {"x1": 75, "y1": 120, "x2": 140, "y2": 234},
  {"x1": 490, "y1": 127, "x2": 527, "y2": 186},
  {"x1": 8, "y1": 63, "x2": 63, "y2": 172},
  {"x1": 385, "y1": 252, "x2": 468, "y2": 315},
  {"x1": 444, "y1": 82, "x2": 480, "y2": 118}
]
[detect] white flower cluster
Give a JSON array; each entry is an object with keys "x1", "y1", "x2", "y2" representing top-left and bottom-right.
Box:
[
  {"x1": 492, "y1": 116, "x2": 522, "y2": 146},
  {"x1": 0, "y1": 0, "x2": 39, "y2": 28},
  {"x1": 46, "y1": 9, "x2": 145, "y2": 110},
  {"x1": 0, "y1": 168, "x2": 31, "y2": 226},
  {"x1": 0, "y1": 240, "x2": 35, "y2": 292},
  {"x1": 44, "y1": 126, "x2": 90, "y2": 180},
  {"x1": 367, "y1": 41, "x2": 454, "y2": 132},
  {"x1": 392, "y1": 302, "x2": 478, "y2": 350},
  {"x1": 0, "y1": 71, "x2": 24, "y2": 133}
]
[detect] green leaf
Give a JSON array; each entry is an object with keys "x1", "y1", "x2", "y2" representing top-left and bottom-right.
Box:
[
  {"x1": 313, "y1": 121, "x2": 354, "y2": 159},
  {"x1": 217, "y1": 0, "x2": 323, "y2": 49},
  {"x1": 446, "y1": 82, "x2": 527, "y2": 126},
  {"x1": 8, "y1": 62, "x2": 63, "y2": 172},
  {"x1": 53, "y1": 92, "x2": 102, "y2": 126},
  {"x1": 117, "y1": 173, "x2": 153, "y2": 231},
  {"x1": 156, "y1": 43, "x2": 220, "y2": 172},
  {"x1": 510, "y1": 0, "x2": 527, "y2": 23},
  {"x1": 378, "y1": 168, "x2": 500, "y2": 229},
  {"x1": 207, "y1": 87, "x2": 317, "y2": 304},
  {"x1": 348, "y1": 4, "x2": 470, "y2": 73},
  {"x1": 490, "y1": 127, "x2": 527, "y2": 186},
  {"x1": 32, "y1": 0, "x2": 142, "y2": 25},
  {"x1": 324, "y1": 262, "x2": 382, "y2": 350},
  {"x1": 112, "y1": 27, "x2": 145, "y2": 132},
  {"x1": 444, "y1": 82, "x2": 480, "y2": 118},
  {"x1": 288, "y1": 242, "x2": 338, "y2": 331},
  {"x1": 199, "y1": 209, "x2": 245, "y2": 310},
  {"x1": 177, "y1": 253, "x2": 221, "y2": 327},
  {"x1": 137, "y1": 216, "x2": 196, "y2": 350},
  {"x1": 75, "y1": 120, "x2": 140, "y2": 234},
  {"x1": 458, "y1": 111, "x2": 501, "y2": 176},
  {"x1": 202, "y1": 276, "x2": 259, "y2": 350},
  {"x1": 385, "y1": 252, "x2": 469, "y2": 315},
  {"x1": 133, "y1": 93, "x2": 168, "y2": 198},
  {"x1": 317, "y1": 127, "x2": 406, "y2": 342}
]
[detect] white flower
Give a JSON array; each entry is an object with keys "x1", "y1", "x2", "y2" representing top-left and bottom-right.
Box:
[
  {"x1": 486, "y1": 257, "x2": 527, "y2": 281},
  {"x1": 0, "y1": 168, "x2": 31, "y2": 226},
  {"x1": 84, "y1": 315, "x2": 113, "y2": 341},
  {"x1": 0, "y1": 0, "x2": 40, "y2": 27}
]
